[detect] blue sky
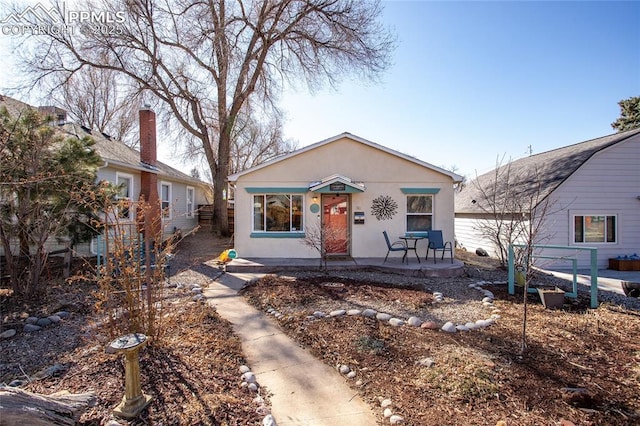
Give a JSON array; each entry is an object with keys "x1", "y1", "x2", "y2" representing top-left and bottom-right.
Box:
[
  {"x1": 1, "y1": 1, "x2": 638, "y2": 180},
  {"x1": 279, "y1": 0, "x2": 640, "y2": 178}
]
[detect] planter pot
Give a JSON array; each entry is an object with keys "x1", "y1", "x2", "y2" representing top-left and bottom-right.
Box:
[
  {"x1": 609, "y1": 258, "x2": 640, "y2": 271},
  {"x1": 515, "y1": 270, "x2": 526, "y2": 287},
  {"x1": 537, "y1": 287, "x2": 565, "y2": 309}
]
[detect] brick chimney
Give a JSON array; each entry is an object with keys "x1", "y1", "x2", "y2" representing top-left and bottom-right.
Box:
[
  {"x1": 139, "y1": 107, "x2": 157, "y2": 166},
  {"x1": 138, "y1": 107, "x2": 162, "y2": 242}
]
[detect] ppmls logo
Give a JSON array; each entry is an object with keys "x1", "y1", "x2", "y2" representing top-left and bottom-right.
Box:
[{"x1": 1, "y1": 2, "x2": 126, "y2": 36}]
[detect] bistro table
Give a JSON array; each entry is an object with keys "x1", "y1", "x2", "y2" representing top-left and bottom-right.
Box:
[{"x1": 399, "y1": 235, "x2": 425, "y2": 263}]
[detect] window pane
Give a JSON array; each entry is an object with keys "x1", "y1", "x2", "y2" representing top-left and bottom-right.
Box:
[
  {"x1": 291, "y1": 195, "x2": 303, "y2": 231},
  {"x1": 606, "y1": 216, "x2": 616, "y2": 243},
  {"x1": 253, "y1": 195, "x2": 264, "y2": 231},
  {"x1": 407, "y1": 215, "x2": 432, "y2": 232},
  {"x1": 266, "y1": 194, "x2": 290, "y2": 231},
  {"x1": 574, "y1": 216, "x2": 583, "y2": 243},
  {"x1": 186, "y1": 188, "x2": 194, "y2": 216},
  {"x1": 584, "y1": 216, "x2": 605, "y2": 243},
  {"x1": 407, "y1": 196, "x2": 432, "y2": 213},
  {"x1": 117, "y1": 177, "x2": 130, "y2": 198}
]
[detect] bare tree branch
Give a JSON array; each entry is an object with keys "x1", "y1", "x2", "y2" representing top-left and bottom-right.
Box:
[{"x1": 17, "y1": 0, "x2": 395, "y2": 236}]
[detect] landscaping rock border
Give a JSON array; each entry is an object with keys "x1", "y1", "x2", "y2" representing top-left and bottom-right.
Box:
[
  {"x1": 1, "y1": 311, "x2": 71, "y2": 341},
  {"x1": 238, "y1": 364, "x2": 275, "y2": 425},
  {"x1": 261, "y1": 280, "x2": 506, "y2": 424}
]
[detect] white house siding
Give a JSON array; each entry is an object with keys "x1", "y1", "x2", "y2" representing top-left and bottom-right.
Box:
[
  {"x1": 0, "y1": 169, "x2": 205, "y2": 258},
  {"x1": 163, "y1": 181, "x2": 199, "y2": 236},
  {"x1": 454, "y1": 214, "x2": 501, "y2": 256},
  {"x1": 86, "y1": 166, "x2": 202, "y2": 256},
  {"x1": 232, "y1": 136, "x2": 457, "y2": 259},
  {"x1": 535, "y1": 136, "x2": 640, "y2": 270}
]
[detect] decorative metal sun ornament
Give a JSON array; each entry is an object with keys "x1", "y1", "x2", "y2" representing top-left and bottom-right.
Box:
[{"x1": 371, "y1": 195, "x2": 398, "y2": 221}]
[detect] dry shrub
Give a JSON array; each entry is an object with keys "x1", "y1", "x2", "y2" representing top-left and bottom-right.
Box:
[{"x1": 93, "y1": 199, "x2": 175, "y2": 343}]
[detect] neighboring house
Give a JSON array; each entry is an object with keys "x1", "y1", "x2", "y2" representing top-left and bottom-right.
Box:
[
  {"x1": 455, "y1": 128, "x2": 640, "y2": 269},
  {"x1": 0, "y1": 95, "x2": 211, "y2": 257},
  {"x1": 228, "y1": 132, "x2": 463, "y2": 260}
]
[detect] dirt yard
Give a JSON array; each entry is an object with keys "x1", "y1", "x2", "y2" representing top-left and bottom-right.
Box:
[
  {"x1": 1, "y1": 232, "x2": 639, "y2": 425},
  {"x1": 241, "y1": 251, "x2": 640, "y2": 426}
]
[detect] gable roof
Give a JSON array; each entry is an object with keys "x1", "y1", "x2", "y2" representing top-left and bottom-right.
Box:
[
  {"x1": 0, "y1": 94, "x2": 206, "y2": 187},
  {"x1": 61, "y1": 122, "x2": 204, "y2": 186},
  {"x1": 228, "y1": 132, "x2": 464, "y2": 183},
  {"x1": 456, "y1": 127, "x2": 640, "y2": 214},
  {"x1": 0, "y1": 94, "x2": 32, "y2": 118},
  {"x1": 309, "y1": 174, "x2": 366, "y2": 193}
]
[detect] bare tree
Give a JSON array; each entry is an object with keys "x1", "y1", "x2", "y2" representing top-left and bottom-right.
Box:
[
  {"x1": 471, "y1": 156, "x2": 531, "y2": 267},
  {"x1": 470, "y1": 156, "x2": 555, "y2": 353},
  {"x1": 301, "y1": 221, "x2": 349, "y2": 272},
  {"x1": 49, "y1": 67, "x2": 142, "y2": 147},
  {"x1": 181, "y1": 102, "x2": 298, "y2": 175},
  {"x1": 230, "y1": 110, "x2": 298, "y2": 174},
  {"x1": 19, "y1": 0, "x2": 395, "y2": 236}
]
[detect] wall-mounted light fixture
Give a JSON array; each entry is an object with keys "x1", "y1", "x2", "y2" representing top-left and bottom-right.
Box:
[{"x1": 312, "y1": 195, "x2": 318, "y2": 203}]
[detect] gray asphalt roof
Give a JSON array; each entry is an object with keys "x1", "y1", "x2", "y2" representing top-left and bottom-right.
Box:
[
  {"x1": 455, "y1": 127, "x2": 640, "y2": 214},
  {"x1": 61, "y1": 122, "x2": 204, "y2": 185}
]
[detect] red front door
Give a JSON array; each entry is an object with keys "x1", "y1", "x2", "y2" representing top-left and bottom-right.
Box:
[{"x1": 322, "y1": 194, "x2": 349, "y2": 255}]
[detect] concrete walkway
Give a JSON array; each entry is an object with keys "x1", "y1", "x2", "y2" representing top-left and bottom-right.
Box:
[
  {"x1": 203, "y1": 272, "x2": 379, "y2": 426},
  {"x1": 542, "y1": 268, "x2": 640, "y2": 295}
]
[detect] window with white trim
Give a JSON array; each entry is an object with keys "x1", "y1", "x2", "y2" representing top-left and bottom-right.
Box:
[
  {"x1": 186, "y1": 186, "x2": 195, "y2": 218},
  {"x1": 573, "y1": 214, "x2": 617, "y2": 243},
  {"x1": 116, "y1": 172, "x2": 134, "y2": 220},
  {"x1": 161, "y1": 182, "x2": 172, "y2": 219},
  {"x1": 253, "y1": 194, "x2": 303, "y2": 232},
  {"x1": 406, "y1": 195, "x2": 433, "y2": 232}
]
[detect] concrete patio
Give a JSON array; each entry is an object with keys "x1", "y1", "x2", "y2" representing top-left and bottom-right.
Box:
[{"x1": 225, "y1": 256, "x2": 465, "y2": 277}]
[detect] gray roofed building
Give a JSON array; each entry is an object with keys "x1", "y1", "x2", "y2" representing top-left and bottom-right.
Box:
[
  {"x1": 456, "y1": 127, "x2": 640, "y2": 214},
  {"x1": 455, "y1": 127, "x2": 640, "y2": 270},
  {"x1": 1, "y1": 94, "x2": 211, "y2": 256}
]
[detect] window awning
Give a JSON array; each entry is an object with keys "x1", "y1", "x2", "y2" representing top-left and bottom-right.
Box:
[{"x1": 309, "y1": 174, "x2": 365, "y2": 193}]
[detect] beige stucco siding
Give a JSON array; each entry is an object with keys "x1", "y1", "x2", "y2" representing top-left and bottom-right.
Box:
[{"x1": 232, "y1": 136, "x2": 457, "y2": 259}]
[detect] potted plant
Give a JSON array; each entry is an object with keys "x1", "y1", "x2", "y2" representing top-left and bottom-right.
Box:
[{"x1": 536, "y1": 287, "x2": 565, "y2": 309}]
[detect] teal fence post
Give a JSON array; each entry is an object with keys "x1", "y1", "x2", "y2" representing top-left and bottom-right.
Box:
[
  {"x1": 567, "y1": 258, "x2": 578, "y2": 298},
  {"x1": 508, "y1": 245, "x2": 515, "y2": 295},
  {"x1": 590, "y1": 248, "x2": 598, "y2": 309}
]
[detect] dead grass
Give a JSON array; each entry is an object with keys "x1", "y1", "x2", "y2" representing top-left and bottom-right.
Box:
[
  {"x1": 0, "y1": 232, "x2": 262, "y2": 425},
  {"x1": 242, "y1": 264, "x2": 640, "y2": 425},
  {"x1": 2, "y1": 235, "x2": 639, "y2": 425}
]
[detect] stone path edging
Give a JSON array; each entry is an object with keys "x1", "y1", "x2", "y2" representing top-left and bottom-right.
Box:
[{"x1": 261, "y1": 280, "x2": 507, "y2": 424}]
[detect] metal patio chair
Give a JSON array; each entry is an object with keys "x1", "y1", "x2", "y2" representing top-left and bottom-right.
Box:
[
  {"x1": 383, "y1": 231, "x2": 408, "y2": 263},
  {"x1": 426, "y1": 230, "x2": 453, "y2": 264}
]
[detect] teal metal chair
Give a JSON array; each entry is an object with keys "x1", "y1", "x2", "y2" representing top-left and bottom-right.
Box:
[
  {"x1": 383, "y1": 231, "x2": 408, "y2": 263},
  {"x1": 426, "y1": 230, "x2": 453, "y2": 263}
]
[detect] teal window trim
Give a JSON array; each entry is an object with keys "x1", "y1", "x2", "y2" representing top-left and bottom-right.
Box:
[
  {"x1": 246, "y1": 187, "x2": 308, "y2": 193},
  {"x1": 250, "y1": 232, "x2": 306, "y2": 238},
  {"x1": 401, "y1": 188, "x2": 440, "y2": 194}
]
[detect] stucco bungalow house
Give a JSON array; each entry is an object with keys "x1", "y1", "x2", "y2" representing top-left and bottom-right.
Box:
[
  {"x1": 0, "y1": 95, "x2": 211, "y2": 257},
  {"x1": 455, "y1": 127, "x2": 640, "y2": 270},
  {"x1": 228, "y1": 132, "x2": 463, "y2": 261}
]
